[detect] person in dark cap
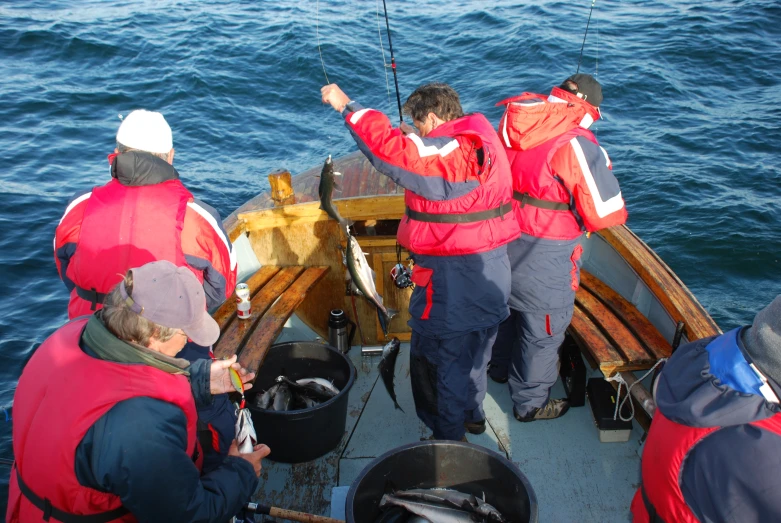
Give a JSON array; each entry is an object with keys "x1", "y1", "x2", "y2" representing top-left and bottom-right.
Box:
[
  {"x1": 7, "y1": 260, "x2": 270, "y2": 522},
  {"x1": 490, "y1": 74, "x2": 628, "y2": 421},
  {"x1": 631, "y1": 296, "x2": 781, "y2": 523}
]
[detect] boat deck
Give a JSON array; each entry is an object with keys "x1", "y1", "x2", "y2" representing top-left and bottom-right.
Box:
[{"x1": 252, "y1": 316, "x2": 642, "y2": 523}]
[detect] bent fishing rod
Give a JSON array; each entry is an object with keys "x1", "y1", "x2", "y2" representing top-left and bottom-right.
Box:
[
  {"x1": 381, "y1": 0, "x2": 404, "y2": 124},
  {"x1": 576, "y1": 0, "x2": 596, "y2": 73}
]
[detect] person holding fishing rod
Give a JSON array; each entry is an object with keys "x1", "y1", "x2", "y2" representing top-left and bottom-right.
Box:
[
  {"x1": 321, "y1": 81, "x2": 520, "y2": 441},
  {"x1": 7, "y1": 261, "x2": 270, "y2": 522},
  {"x1": 488, "y1": 74, "x2": 627, "y2": 422}
]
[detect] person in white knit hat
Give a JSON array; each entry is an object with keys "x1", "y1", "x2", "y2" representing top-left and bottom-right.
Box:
[
  {"x1": 632, "y1": 295, "x2": 781, "y2": 523},
  {"x1": 53, "y1": 109, "x2": 239, "y2": 473}
]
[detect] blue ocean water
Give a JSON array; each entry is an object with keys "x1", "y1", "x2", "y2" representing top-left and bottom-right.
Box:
[{"x1": 0, "y1": 0, "x2": 779, "y2": 504}]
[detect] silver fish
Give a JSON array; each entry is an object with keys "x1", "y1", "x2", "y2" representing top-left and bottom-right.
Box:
[
  {"x1": 395, "y1": 489, "x2": 476, "y2": 511},
  {"x1": 272, "y1": 382, "x2": 292, "y2": 411},
  {"x1": 296, "y1": 377, "x2": 340, "y2": 396},
  {"x1": 396, "y1": 489, "x2": 505, "y2": 523},
  {"x1": 345, "y1": 233, "x2": 398, "y2": 336},
  {"x1": 378, "y1": 337, "x2": 403, "y2": 411},
  {"x1": 379, "y1": 495, "x2": 481, "y2": 523},
  {"x1": 318, "y1": 155, "x2": 349, "y2": 231},
  {"x1": 235, "y1": 407, "x2": 257, "y2": 454},
  {"x1": 255, "y1": 383, "x2": 280, "y2": 410},
  {"x1": 276, "y1": 375, "x2": 335, "y2": 402}
]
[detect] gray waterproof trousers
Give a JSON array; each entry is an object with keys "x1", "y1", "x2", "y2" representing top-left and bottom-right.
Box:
[{"x1": 490, "y1": 235, "x2": 583, "y2": 416}]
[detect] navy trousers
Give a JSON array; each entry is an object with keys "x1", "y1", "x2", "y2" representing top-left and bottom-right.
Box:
[
  {"x1": 177, "y1": 342, "x2": 238, "y2": 474},
  {"x1": 410, "y1": 326, "x2": 498, "y2": 440}
]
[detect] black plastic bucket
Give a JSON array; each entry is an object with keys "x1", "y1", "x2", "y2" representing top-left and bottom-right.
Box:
[
  {"x1": 345, "y1": 441, "x2": 538, "y2": 523},
  {"x1": 246, "y1": 341, "x2": 356, "y2": 463}
]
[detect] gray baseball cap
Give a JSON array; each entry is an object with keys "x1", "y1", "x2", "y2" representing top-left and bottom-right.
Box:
[
  {"x1": 743, "y1": 295, "x2": 781, "y2": 391},
  {"x1": 120, "y1": 260, "x2": 220, "y2": 347}
]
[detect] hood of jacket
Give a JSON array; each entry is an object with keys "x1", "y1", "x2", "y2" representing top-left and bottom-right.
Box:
[
  {"x1": 496, "y1": 86, "x2": 600, "y2": 151},
  {"x1": 111, "y1": 151, "x2": 180, "y2": 187},
  {"x1": 656, "y1": 334, "x2": 780, "y2": 429}
]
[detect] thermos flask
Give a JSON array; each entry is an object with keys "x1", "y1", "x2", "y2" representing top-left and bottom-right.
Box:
[{"x1": 327, "y1": 309, "x2": 356, "y2": 353}]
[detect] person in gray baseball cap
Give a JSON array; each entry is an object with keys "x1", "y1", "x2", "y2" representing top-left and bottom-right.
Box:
[
  {"x1": 8, "y1": 260, "x2": 269, "y2": 522},
  {"x1": 631, "y1": 295, "x2": 781, "y2": 523}
]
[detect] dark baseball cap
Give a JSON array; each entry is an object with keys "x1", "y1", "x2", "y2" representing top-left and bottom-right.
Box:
[
  {"x1": 565, "y1": 73, "x2": 603, "y2": 108},
  {"x1": 119, "y1": 260, "x2": 220, "y2": 346}
]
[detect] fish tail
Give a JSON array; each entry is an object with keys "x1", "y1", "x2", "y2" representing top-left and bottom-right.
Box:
[
  {"x1": 394, "y1": 400, "x2": 405, "y2": 412},
  {"x1": 386, "y1": 308, "x2": 399, "y2": 320}
]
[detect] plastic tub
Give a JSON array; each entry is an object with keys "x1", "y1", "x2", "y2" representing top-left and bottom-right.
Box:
[
  {"x1": 345, "y1": 441, "x2": 538, "y2": 523},
  {"x1": 246, "y1": 341, "x2": 355, "y2": 463}
]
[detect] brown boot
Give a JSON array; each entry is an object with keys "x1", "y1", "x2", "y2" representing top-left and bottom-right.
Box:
[{"x1": 514, "y1": 399, "x2": 570, "y2": 422}]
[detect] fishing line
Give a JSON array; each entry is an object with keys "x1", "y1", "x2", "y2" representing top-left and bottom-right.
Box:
[
  {"x1": 576, "y1": 0, "x2": 596, "y2": 74},
  {"x1": 316, "y1": 0, "x2": 330, "y2": 84},
  {"x1": 381, "y1": 0, "x2": 404, "y2": 124},
  {"x1": 376, "y1": 0, "x2": 392, "y2": 106}
]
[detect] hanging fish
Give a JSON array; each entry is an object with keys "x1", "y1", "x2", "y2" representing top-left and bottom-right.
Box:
[
  {"x1": 345, "y1": 233, "x2": 398, "y2": 336},
  {"x1": 235, "y1": 406, "x2": 258, "y2": 454},
  {"x1": 378, "y1": 337, "x2": 403, "y2": 411},
  {"x1": 229, "y1": 366, "x2": 258, "y2": 454},
  {"x1": 318, "y1": 154, "x2": 350, "y2": 232}
]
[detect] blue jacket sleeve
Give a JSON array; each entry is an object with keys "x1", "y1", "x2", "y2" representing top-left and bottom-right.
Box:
[
  {"x1": 189, "y1": 358, "x2": 215, "y2": 409},
  {"x1": 680, "y1": 424, "x2": 781, "y2": 523},
  {"x1": 76, "y1": 397, "x2": 257, "y2": 523}
]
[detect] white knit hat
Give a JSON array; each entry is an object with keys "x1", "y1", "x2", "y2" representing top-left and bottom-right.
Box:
[{"x1": 116, "y1": 110, "x2": 173, "y2": 154}]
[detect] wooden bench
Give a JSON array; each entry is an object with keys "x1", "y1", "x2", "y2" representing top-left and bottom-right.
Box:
[
  {"x1": 568, "y1": 269, "x2": 673, "y2": 423},
  {"x1": 211, "y1": 265, "x2": 329, "y2": 376}
]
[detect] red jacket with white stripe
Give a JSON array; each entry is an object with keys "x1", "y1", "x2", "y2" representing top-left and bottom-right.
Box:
[
  {"x1": 496, "y1": 87, "x2": 627, "y2": 240},
  {"x1": 343, "y1": 104, "x2": 520, "y2": 256},
  {"x1": 54, "y1": 152, "x2": 236, "y2": 317}
]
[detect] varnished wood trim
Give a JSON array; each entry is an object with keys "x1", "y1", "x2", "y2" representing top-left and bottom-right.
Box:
[
  {"x1": 238, "y1": 267, "x2": 330, "y2": 374},
  {"x1": 237, "y1": 196, "x2": 405, "y2": 231},
  {"x1": 598, "y1": 226, "x2": 720, "y2": 340}
]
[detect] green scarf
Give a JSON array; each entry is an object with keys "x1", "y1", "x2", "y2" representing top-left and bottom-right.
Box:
[{"x1": 81, "y1": 313, "x2": 191, "y2": 376}]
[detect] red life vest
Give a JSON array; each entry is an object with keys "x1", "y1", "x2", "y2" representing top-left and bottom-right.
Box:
[
  {"x1": 506, "y1": 126, "x2": 597, "y2": 240},
  {"x1": 397, "y1": 114, "x2": 520, "y2": 256},
  {"x1": 64, "y1": 178, "x2": 197, "y2": 317},
  {"x1": 630, "y1": 410, "x2": 781, "y2": 523},
  {"x1": 7, "y1": 318, "x2": 201, "y2": 523}
]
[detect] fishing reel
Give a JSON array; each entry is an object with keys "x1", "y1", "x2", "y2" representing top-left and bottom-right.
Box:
[{"x1": 390, "y1": 263, "x2": 413, "y2": 289}]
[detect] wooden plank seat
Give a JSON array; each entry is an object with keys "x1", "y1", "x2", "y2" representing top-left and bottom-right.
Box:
[
  {"x1": 569, "y1": 269, "x2": 672, "y2": 378},
  {"x1": 211, "y1": 265, "x2": 329, "y2": 376}
]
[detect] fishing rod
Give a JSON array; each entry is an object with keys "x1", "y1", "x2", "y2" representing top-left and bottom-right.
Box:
[
  {"x1": 244, "y1": 502, "x2": 344, "y2": 523},
  {"x1": 381, "y1": 0, "x2": 404, "y2": 124},
  {"x1": 576, "y1": 0, "x2": 596, "y2": 74}
]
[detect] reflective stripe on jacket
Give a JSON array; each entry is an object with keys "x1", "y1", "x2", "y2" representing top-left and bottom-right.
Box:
[
  {"x1": 54, "y1": 152, "x2": 236, "y2": 318},
  {"x1": 344, "y1": 106, "x2": 520, "y2": 256},
  {"x1": 497, "y1": 88, "x2": 627, "y2": 240}
]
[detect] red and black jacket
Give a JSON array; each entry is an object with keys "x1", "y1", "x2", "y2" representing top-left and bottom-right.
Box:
[
  {"x1": 343, "y1": 104, "x2": 520, "y2": 256},
  {"x1": 496, "y1": 87, "x2": 627, "y2": 240},
  {"x1": 7, "y1": 318, "x2": 200, "y2": 522},
  {"x1": 54, "y1": 152, "x2": 236, "y2": 318}
]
